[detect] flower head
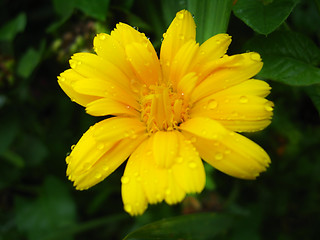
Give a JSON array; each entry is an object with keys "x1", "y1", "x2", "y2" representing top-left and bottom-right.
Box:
[{"x1": 58, "y1": 10, "x2": 273, "y2": 216}]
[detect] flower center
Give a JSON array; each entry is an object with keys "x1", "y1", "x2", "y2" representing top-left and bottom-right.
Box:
[{"x1": 140, "y1": 85, "x2": 189, "y2": 133}]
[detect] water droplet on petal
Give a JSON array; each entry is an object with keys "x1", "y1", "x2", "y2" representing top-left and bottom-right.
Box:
[
  {"x1": 215, "y1": 152, "x2": 223, "y2": 160},
  {"x1": 208, "y1": 99, "x2": 218, "y2": 109},
  {"x1": 250, "y1": 52, "x2": 261, "y2": 61},
  {"x1": 225, "y1": 149, "x2": 231, "y2": 154},
  {"x1": 190, "y1": 137, "x2": 197, "y2": 143},
  {"x1": 239, "y1": 96, "x2": 248, "y2": 103},
  {"x1": 60, "y1": 77, "x2": 66, "y2": 82},
  {"x1": 179, "y1": 34, "x2": 185, "y2": 40},
  {"x1": 176, "y1": 156, "x2": 183, "y2": 163},
  {"x1": 121, "y1": 176, "x2": 130, "y2": 184},
  {"x1": 163, "y1": 33, "x2": 167, "y2": 38},
  {"x1": 71, "y1": 145, "x2": 75, "y2": 150},
  {"x1": 264, "y1": 102, "x2": 273, "y2": 112},
  {"x1": 124, "y1": 204, "x2": 132, "y2": 213},
  {"x1": 176, "y1": 12, "x2": 184, "y2": 20},
  {"x1": 95, "y1": 172, "x2": 102, "y2": 179},
  {"x1": 165, "y1": 188, "x2": 171, "y2": 195},
  {"x1": 103, "y1": 165, "x2": 109, "y2": 171},
  {"x1": 99, "y1": 34, "x2": 106, "y2": 40},
  {"x1": 97, "y1": 143, "x2": 104, "y2": 150},
  {"x1": 188, "y1": 161, "x2": 197, "y2": 168},
  {"x1": 65, "y1": 156, "x2": 71, "y2": 164}
]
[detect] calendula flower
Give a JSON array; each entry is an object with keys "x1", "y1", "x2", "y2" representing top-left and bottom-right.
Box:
[{"x1": 58, "y1": 10, "x2": 273, "y2": 216}]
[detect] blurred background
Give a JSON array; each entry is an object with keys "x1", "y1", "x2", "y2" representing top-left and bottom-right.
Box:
[{"x1": 1, "y1": 0, "x2": 320, "y2": 239}]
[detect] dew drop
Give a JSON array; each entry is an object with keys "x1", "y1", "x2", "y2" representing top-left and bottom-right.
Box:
[
  {"x1": 239, "y1": 96, "x2": 248, "y2": 103},
  {"x1": 190, "y1": 137, "x2": 197, "y2": 143},
  {"x1": 99, "y1": 34, "x2": 106, "y2": 40},
  {"x1": 179, "y1": 34, "x2": 185, "y2": 40},
  {"x1": 103, "y1": 165, "x2": 109, "y2": 171},
  {"x1": 97, "y1": 143, "x2": 104, "y2": 150},
  {"x1": 225, "y1": 149, "x2": 231, "y2": 154},
  {"x1": 163, "y1": 33, "x2": 167, "y2": 38},
  {"x1": 208, "y1": 99, "x2": 218, "y2": 109},
  {"x1": 250, "y1": 52, "x2": 261, "y2": 61},
  {"x1": 95, "y1": 172, "x2": 102, "y2": 179},
  {"x1": 200, "y1": 51, "x2": 205, "y2": 55},
  {"x1": 121, "y1": 176, "x2": 130, "y2": 184},
  {"x1": 264, "y1": 102, "x2": 273, "y2": 112},
  {"x1": 70, "y1": 61, "x2": 77, "y2": 69},
  {"x1": 215, "y1": 152, "x2": 223, "y2": 160},
  {"x1": 165, "y1": 188, "x2": 171, "y2": 195},
  {"x1": 176, "y1": 156, "x2": 183, "y2": 163},
  {"x1": 71, "y1": 145, "x2": 75, "y2": 150},
  {"x1": 65, "y1": 156, "x2": 71, "y2": 164},
  {"x1": 60, "y1": 77, "x2": 66, "y2": 82},
  {"x1": 176, "y1": 12, "x2": 184, "y2": 20},
  {"x1": 124, "y1": 204, "x2": 132, "y2": 213},
  {"x1": 188, "y1": 161, "x2": 197, "y2": 168}
]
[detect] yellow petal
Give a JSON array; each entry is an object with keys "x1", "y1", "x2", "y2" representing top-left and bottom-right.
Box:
[
  {"x1": 191, "y1": 52, "x2": 263, "y2": 103},
  {"x1": 111, "y1": 22, "x2": 155, "y2": 54},
  {"x1": 121, "y1": 139, "x2": 149, "y2": 216},
  {"x1": 93, "y1": 33, "x2": 135, "y2": 78},
  {"x1": 160, "y1": 10, "x2": 196, "y2": 80},
  {"x1": 85, "y1": 98, "x2": 140, "y2": 117},
  {"x1": 168, "y1": 40, "x2": 199, "y2": 88},
  {"x1": 93, "y1": 117, "x2": 146, "y2": 142},
  {"x1": 179, "y1": 117, "x2": 228, "y2": 141},
  {"x1": 152, "y1": 131, "x2": 179, "y2": 168},
  {"x1": 191, "y1": 33, "x2": 232, "y2": 72},
  {"x1": 164, "y1": 170, "x2": 186, "y2": 205},
  {"x1": 171, "y1": 132, "x2": 205, "y2": 194},
  {"x1": 180, "y1": 117, "x2": 270, "y2": 179},
  {"x1": 177, "y1": 72, "x2": 198, "y2": 99},
  {"x1": 125, "y1": 42, "x2": 161, "y2": 86},
  {"x1": 58, "y1": 69, "x2": 99, "y2": 107},
  {"x1": 190, "y1": 95, "x2": 273, "y2": 132},
  {"x1": 66, "y1": 120, "x2": 147, "y2": 190},
  {"x1": 70, "y1": 52, "x2": 131, "y2": 92},
  {"x1": 72, "y1": 78, "x2": 139, "y2": 109}
]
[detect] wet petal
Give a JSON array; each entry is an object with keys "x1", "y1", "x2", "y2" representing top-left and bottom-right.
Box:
[
  {"x1": 85, "y1": 98, "x2": 140, "y2": 117},
  {"x1": 58, "y1": 69, "x2": 99, "y2": 106},
  {"x1": 70, "y1": 52, "x2": 131, "y2": 92},
  {"x1": 172, "y1": 132, "x2": 205, "y2": 194},
  {"x1": 180, "y1": 117, "x2": 270, "y2": 179},
  {"x1": 121, "y1": 139, "x2": 149, "y2": 216},
  {"x1": 160, "y1": 10, "x2": 196, "y2": 80},
  {"x1": 72, "y1": 78, "x2": 139, "y2": 109},
  {"x1": 67, "y1": 120, "x2": 147, "y2": 190},
  {"x1": 152, "y1": 131, "x2": 179, "y2": 168},
  {"x1": 191, "y1": 33, "x2": 231, "y2": 72},
  {"x1": 93, "y1": 33, "x2": 134, "y2": 78},
  {"x1": 190, "y1": 94, "x2": 273, "y2": 132},
  {"x1": 168, "y1": 40, "x2": 199, "y2": 88},
  {"x1": 125, "y1": 42, "x2": 161, "y2": 86},
  {"x1": 191, "y1": 52, "x2": 263, "y2": 103}
]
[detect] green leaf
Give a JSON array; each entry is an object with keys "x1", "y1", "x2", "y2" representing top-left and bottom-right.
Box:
[
  {"x1": 233, "y1": 0, "x2": 299, "y2": 35},
  {"x1": 123, "y1": 213, "x2": 233, "y2": 240},
  {"x1": 187, "y1": 0, "x2": 233, "y2": 43},
  {"x1": 75, "y1": 0, "x2": 110, "y2": 21},
  {"x1": 0, "y1": 112, "x2": 19, "y2": 154},
  {"x1": 246, "y1": 31, "x2": 320, "y2": 86},
  {"x1": 47, "y1": 0, "x2": 75, "y2": 32},
  {"x1": 0, "y1": 12, "x2": 27, "y2": 41},
  {"x1": 52, "y1": 0, "x2": 75, "y2": 17},
  {"x1": 17, "y1": 41, "x2": 45, "y2": 78},
  {"x1": 15, "y1": 176, "x2": 77, "y2": 240}
]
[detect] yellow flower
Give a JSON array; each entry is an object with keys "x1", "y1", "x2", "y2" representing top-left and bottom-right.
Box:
[{"x1": 58, "y1": 10, "x2": 273, "y2": 216}]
